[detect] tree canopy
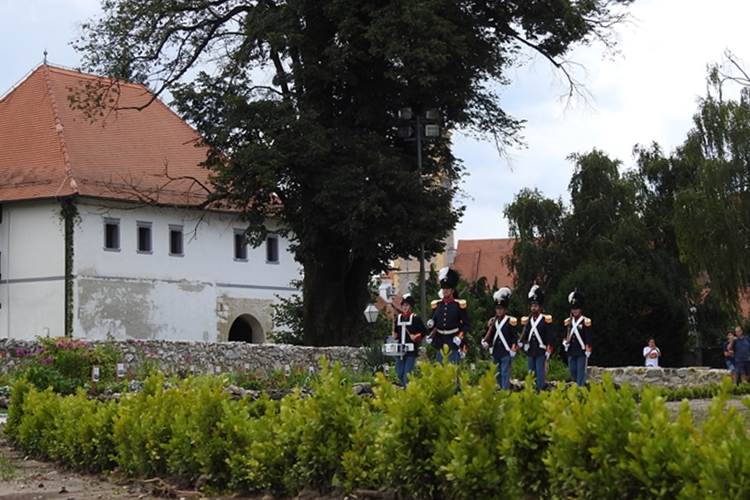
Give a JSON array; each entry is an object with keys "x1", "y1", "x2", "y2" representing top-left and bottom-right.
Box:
[
  {"x1": 504, "y1": 149, "x2": 692, "y2": 366},
  {"x1": 75, "y1": 0, "x2": 634, "y2": 345}
]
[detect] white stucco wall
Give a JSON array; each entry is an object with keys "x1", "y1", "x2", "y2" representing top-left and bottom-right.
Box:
[
  {"x1": 0, "y1": 198, "x2": 301, "y2": 341},
  {"x1": 0, "y1": 201, "x2": 67, "y2": 339},
  {"x1": 72, "y1": 199, "x2": 300, "y2": 342}
]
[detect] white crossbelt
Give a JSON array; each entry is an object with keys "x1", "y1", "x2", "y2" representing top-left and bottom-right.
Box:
[
  {"x1": 493, "y1": 316, "x2": 511, "y2": 353},
  {"x1": 569, "y1": 316, "x2": 585, "y2": 350},
  {"x1": 528, "y1": 315, "x2": 545, "y2": 349},
  {"x1": 396, "y1": 315, "x2": 414, "y2": 358}
]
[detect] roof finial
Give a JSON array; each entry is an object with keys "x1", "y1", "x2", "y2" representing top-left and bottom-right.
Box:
[{"x1": 44, "y1": 49, "x2": 48, "y2": 64}]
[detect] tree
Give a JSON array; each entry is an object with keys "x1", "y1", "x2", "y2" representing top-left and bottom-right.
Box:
[
  {"x1": 672, "y1": 62, "x2": 750, "y2": 315},
  {"x1": 504, "y1": 150, "x2": 692, "y2": 366},
  {"x1": 75, "y1": 0, "x2": 634, "y2": 345}
]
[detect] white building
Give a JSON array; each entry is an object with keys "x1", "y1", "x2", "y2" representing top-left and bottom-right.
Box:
[{"x1": 0, "y1": 64, "x2": 300, "y2": 342}]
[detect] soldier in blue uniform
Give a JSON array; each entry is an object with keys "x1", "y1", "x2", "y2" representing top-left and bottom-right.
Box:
[
  {"x1": 519, "y1": 285, "x2": 555, "y2": 391},
  {"x1": 392, "y1": 294, "x2": 427, "y2": 386},
  {"x1": 426, "y1": 267, "x2": 469, "y2": 364},
  {"x1": 481, "y1": 287, "x2": 518, "y2": 389},
  {"x1": 563, "y1": 290, "x2": 593, "y2": 386}
]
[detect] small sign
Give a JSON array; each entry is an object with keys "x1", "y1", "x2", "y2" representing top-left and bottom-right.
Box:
[
  {"x1": 91, "y1": 365, "x2": 100, "y2": 383},
  {"x1": 383, "y1": 364, "x2": 389, "y2": 376},
  {"x1": 214, "y1": 365, "x2": 222, "y2": 375},
  {"x1": 116, "y1": 362, "x2": 126, "y2": 380},
  {"x1": 309, "y1": 366, "x2": 315, "y2": 374},
  {"x1": 244, "y1": 362, "x2": 251, "y2": 372},
  {"x1": 470, "y1": 363, "x2": 476, "y2": 371},
  {"x1": 189, "y1": 365, "x2": 195, "y2": 373},
  {"x1": 354, "y1": 364, "x2": 359, "y2": 372},
  {"x1": 284, "y1": 364, "x2": 291, "y2": 378}
]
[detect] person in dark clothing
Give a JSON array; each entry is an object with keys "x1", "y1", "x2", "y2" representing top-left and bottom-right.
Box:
[
  {"x1": 519, "y1": 285, "x2": 555, "y2": 391},
  {"x1": 723, "y1": 330, "x2": 737, "y2": 385},
  {"x1": 563, "y1": 290, "x2": 593, "y2": 386},
  {"x1": 426, "y1": 267, "x2": 469, "y2": 365},
  {"x1": 733, "y1": 326, "x2": 750, "y2": 383},
  {"x1": 392, "y1": 294, "x2": 427, "y2": 386},
  {"x1": 482, "y1": 287, "x2": 518, "y2": 389}
]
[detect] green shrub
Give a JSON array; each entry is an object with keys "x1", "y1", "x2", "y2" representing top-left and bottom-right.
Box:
[
  {"x1": 373, "y1": 360, "x2": 460, "y2": 499},
  {"x1": 111, "y1": 372, "x2": 174, "y2": 477},
  {"x1": 545, "y1": 375, "x2": 639, "y2": 499},
  {"x1": 433, "y1": 366, "x2": 513, "y2": 500}
]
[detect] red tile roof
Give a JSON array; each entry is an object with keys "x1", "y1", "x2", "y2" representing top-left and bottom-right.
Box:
[
  {"x1": 452, "y1": 238, "x2": 516, "y2": 287},
  {"x1": 0, "y1": 64, "x2": 212, "y2": 206}
]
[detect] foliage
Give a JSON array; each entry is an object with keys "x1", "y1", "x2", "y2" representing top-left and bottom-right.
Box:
[
  {"x1": 10, "y1": 365, "x2": 750, "y2": 498},
  {"x1": 268, "y1": 277, "x2": 304, "y2": 345},
  {"x1": 12, "y1": 336, "x2": 121, "y2": 394},
  {"x1": 504, "y1": 150, "x2": 692, "y2": 366},
  {"x1": 74, "y1": 0, "x2": 634, "y2": 347}
]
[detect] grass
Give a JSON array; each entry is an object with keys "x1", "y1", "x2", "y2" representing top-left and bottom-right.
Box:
[{"x1": 0, "y1": 455, "x2": 16, "y2": 480}]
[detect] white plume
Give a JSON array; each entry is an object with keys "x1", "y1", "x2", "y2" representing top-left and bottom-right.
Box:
[
  {"x1": 494, "y1": 287, "x2": 511, "y2": 302},
  {"x1": 568, "y1": 291, "x2": 576, "y2": 304},
  {"x1": 528, "y1": 284, "x2": 539, "y2": 299},
  {"x1": 438, "y1": 267, "x2": 450, "y2": 282}
]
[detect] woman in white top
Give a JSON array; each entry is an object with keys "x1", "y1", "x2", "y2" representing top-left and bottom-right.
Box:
[{"x1": 643, "y1": 338, "x2": 661, "y2": 367}]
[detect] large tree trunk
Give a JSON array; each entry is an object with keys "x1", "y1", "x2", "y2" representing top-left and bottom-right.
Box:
[{"x1": 301, "y1": 251, "x2": 373, "y2": 346}]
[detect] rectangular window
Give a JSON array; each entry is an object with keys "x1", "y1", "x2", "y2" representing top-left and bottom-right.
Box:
[
  {"x1": 104, "y1": 218, "x2": 120, "y2": 250},
  {"x1": 169, "y1": 225, "x2": 184, "y2": 256},
  {"x1": 137, "y1": 222, "x2": 152, "y2": 253},
  {"x1": 266, "y1": 234, "x2": 279, "y2": 263},
  {"x1": 234, "y1": 230, "x2": 248, "y2": 261}
]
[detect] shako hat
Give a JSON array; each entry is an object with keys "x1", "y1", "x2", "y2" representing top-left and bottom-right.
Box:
[
  {"x1": 528, "y1": 284, "x2": 545, "y2": 305},
  {"x1": 438, "y1": 267, "x2": 459, "y2": 289},
  {"x1": 494, "y1": 287, "x2": 511, "y2": 309},
  {"x1": 568, "y1": 290, "x2": 585, "y2": 309}
]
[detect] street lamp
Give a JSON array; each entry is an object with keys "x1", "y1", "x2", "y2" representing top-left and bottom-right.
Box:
[
  {"x1": 398, "y1": 107, "x2": 441, "y2": 316},
  {"x1": 363, "y1": 304, "x2": 379, "y2": 325}
]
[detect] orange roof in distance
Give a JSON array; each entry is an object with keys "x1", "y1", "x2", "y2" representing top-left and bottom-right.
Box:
[{"x1": 0, "y1": 64, "x2": 212, "y2": 206}]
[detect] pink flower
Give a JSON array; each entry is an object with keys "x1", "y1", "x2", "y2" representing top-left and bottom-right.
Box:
[{"x1": 43, "y1": 357, "x2": 52, "y2": 364}]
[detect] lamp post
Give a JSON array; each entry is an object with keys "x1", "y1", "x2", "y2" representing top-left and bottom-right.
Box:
[
  {"x1": 364, "y1": 304, "x2": 379, "y2": 339},
  {"x1": 398, "y1": 107, "x2": 441, "y2": 317}
]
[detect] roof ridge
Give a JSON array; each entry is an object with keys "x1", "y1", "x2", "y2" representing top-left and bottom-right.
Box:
[{"x1": 42, "y1": 64, "x2": 79, "y2": 196}]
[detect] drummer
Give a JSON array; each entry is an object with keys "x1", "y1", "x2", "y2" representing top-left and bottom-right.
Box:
[{"x1": 392, "y1": 294, "x2": 428, "y2": 386}]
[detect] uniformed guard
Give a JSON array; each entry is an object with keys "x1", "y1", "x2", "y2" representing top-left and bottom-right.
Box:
[
  {"x1": 481, "y1": 287, "x2": 518, "y2": 389},
  {"x1": 519, "y1": 285, "x2": 554, "y2": 391},
  {"x1": 426, "y1": 267, "x2": 469, "y2": 364},
  {"x1": 392, "y1": 294, "x2": 428, "y2": 386},
  {"x1": 563, "y1": 290, "x2": 593, "y2": 386}
]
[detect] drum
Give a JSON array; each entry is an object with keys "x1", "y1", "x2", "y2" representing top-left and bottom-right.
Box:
[{"x1": 381, "y1": 343, "x2": 414, "y2": 356}]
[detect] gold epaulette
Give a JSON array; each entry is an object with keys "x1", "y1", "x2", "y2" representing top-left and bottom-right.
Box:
[
  {"x1": 458, "y1": 299, "x2": 467, "y2": 309},
  {"x1": 509, "y1": 316, "x2": 518, "y2": 326},
  {"x1": 521, "y1": 316, "x2": 529, "y2": 325},
  {"x1": 564, "y1": 317, "x2": 570, "y2": 327},
  {"x1": 544, "y1": 314, "x2": 553, "y2": 324},
  {"x1": 584, "y1": 317, "x2": 592, "y2": 327},
  {"x1": 431, "y1": 299, "x2": 439, "y2": 309}
]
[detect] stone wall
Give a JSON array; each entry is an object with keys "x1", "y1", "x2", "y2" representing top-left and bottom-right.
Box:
[
  {"x1": 0, "y1": 338, "x2": 735, "y2": 389},
  {"x1": 587, "y1": 366, "x2": 732, "y2": 390},
  {"x1": 0, "y1": 339, "x2": 362, "y2": 377}
]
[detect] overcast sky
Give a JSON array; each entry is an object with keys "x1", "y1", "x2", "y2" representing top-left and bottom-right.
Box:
[{"x1": 2, "y1": 0, "x2": 749, "y2": 242}]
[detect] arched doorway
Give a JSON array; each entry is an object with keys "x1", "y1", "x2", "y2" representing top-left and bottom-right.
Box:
[{"x1": 228, "y1": 314, "x2": 264, "y2": 343}]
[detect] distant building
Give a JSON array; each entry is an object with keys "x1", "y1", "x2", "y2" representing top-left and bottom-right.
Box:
[
  {"x1": 451, "y1": 238, "x2": 515, "y2": 288},
  {"x1": 0, "y1": 64, "x2": 300, "y2": 342}
]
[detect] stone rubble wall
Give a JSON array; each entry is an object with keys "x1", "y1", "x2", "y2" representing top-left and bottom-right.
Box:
[
  {"x1": 0, "y1": 339, "x2": 363, "y2": 377},
  {"x1": 0, "y1": 339, "x2": 734, "y2": 388},
  {"x1": 586, "y1": 366, "x2": 732, "y2": 390}
]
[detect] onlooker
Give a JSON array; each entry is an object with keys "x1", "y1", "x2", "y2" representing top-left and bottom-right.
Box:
[
  {"x1": 482, "y1": 287, "x2": 518, "y2": 390},
  {"x1": 723, "y1": 330, "x2": 737, "y2": 385},
  {"x1": 732, "y1": 326, "x2": 750, "y2": 383},
  {"x1": 643, "y1": 338, "x2": 661, "y2": 367}
]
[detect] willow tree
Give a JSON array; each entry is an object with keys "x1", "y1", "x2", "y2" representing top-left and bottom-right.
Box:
[
  {"x1": 75, "y1": 0, "x2": 634, "y2": 345},
  {"x1": 673, "y1": 60, "x2": 750, "y2": 315}
]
